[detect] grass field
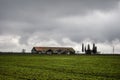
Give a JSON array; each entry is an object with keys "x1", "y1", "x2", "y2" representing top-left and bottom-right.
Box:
[{"x1": 0, "y1": 54, "x2": 120, "y2": 80}]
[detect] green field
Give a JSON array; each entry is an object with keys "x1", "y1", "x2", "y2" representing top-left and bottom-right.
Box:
[{"x1": 0, "y1": 54, "x2": 120, "y2": 80}]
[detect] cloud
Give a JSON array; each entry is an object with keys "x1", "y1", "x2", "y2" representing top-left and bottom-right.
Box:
[
  {"x1": 0, "y1": 0, "x2": 120, "y2": 53},
  {"x1": 0, "y1": 35, "x2": 20, "y2": 51}
]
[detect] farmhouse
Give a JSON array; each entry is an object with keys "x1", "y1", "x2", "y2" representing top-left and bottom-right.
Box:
[{"x1": 31, "y1": 47, "x2": 75, "y2": 54}]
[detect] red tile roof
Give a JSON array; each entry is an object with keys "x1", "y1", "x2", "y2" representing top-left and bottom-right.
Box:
[{"x1": 33, "y1": 47, "x2": 74, "y2": 51}]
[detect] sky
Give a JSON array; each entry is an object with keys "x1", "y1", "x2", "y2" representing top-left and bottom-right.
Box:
[{"x1": 0, "y1": 0, "x2": 120, "y2": 53}]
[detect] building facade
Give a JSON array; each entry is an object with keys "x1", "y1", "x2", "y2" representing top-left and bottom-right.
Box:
[{"x1": 31, "y1": 47, "x2": 75, "y2": 54}]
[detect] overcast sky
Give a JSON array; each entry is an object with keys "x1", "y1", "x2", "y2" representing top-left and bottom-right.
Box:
[{"x1": 0, "y1": 0, "x2": 120, "y2": 53}]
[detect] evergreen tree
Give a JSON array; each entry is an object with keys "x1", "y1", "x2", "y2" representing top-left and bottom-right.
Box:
[
  {"x1": 82, "y1": 43, "x2": 84, "y2": 52},
  {"x1": 88, "y1": 44, "x2": 90, "y2": 51},
  {"x1": 95, "y1": 46, "x2": 97, "y2": 53},
  {"x1": 85, "y1": 46, "x2": 86, "y2": 53},
  {"x1": 92, "y1": 43, "x2": 97, "y2": 54},
  {"x1": 92, "y1": 43, "x2": 95, "y2": 54},
  {"x1": 87, "y1": 44, "x2": 91, "y2": 54}
]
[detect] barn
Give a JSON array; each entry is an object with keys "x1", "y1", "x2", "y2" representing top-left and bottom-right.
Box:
[{"x1": 31, "y1": 47, "x2": 75, "y2": 54}]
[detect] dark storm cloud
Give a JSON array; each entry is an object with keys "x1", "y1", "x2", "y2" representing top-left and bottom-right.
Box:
[{"x1": 0, "y1": 0, "x2": 120, "y2": 52}]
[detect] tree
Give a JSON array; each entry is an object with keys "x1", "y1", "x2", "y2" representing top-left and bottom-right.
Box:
[
  {"x1": 87, "y1": 44, "x2": 91, "y2": 54},
  {"x1": 88, "y1": 44, "x2": 90, "y2": 51},
  {"x1": 82, "y1": 43, "x2": 84, "y2": 52},
  {"x1": 92, "y1": 43, "x2": 97, "y2": 54},
  {"x1": 85, "y1": 46, "x2": 86, "y2": 53},
  {"x1": 22, "y1": 49, "x2": 26, "y2": 53},
  {"x1": 95, "y1": 46, "x2": 97, "y2": 54}
]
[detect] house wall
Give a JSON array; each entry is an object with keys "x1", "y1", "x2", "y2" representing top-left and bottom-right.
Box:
[
  {"x1": 31, "y1": 47, "x2": 75, "y2": 54},
  {"x1": 31, "y1": 49, "x2": 37, "y2": 53}
]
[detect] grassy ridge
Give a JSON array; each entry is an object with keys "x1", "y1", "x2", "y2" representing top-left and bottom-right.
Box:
[{"x1": 0, "y1": 54, "x2": 120, "y2": 80}]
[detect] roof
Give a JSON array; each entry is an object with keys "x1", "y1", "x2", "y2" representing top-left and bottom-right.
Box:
[{"x1": 32, "y1": 47, "x2": 75, "y2": 51}]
